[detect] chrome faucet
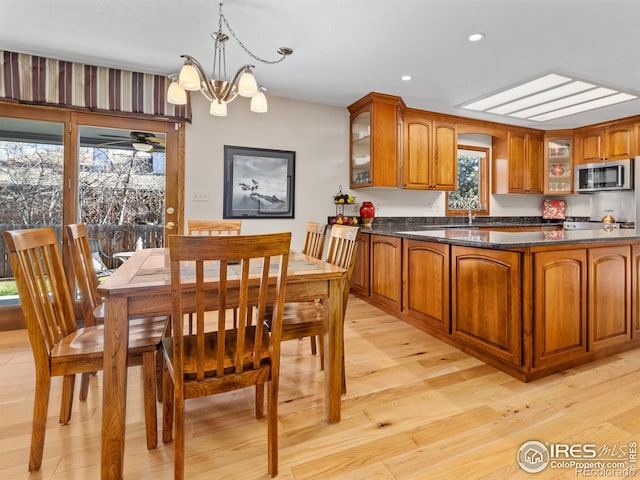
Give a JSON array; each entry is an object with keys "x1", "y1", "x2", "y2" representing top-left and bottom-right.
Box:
[{"x1": 468, "y1": 204, "x2": 475, "y2": 225}]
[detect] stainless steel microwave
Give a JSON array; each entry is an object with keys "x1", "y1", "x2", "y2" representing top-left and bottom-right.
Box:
[{"x1": 574, "y1": 158, "x2": 633, "y2": 193}]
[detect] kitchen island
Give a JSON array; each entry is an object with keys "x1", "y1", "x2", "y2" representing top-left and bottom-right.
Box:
[{"x1": 351, "y1": 223, "x2": 640, "y2": 381}]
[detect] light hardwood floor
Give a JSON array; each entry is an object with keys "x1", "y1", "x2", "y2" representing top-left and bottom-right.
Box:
[{"x1": 1, "y1": 296, "x2": 639, "y2": 479}]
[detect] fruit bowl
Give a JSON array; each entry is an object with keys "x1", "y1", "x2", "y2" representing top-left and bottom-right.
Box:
[
  {"x1": 328, "y1": 215, "x2": 360, "y2": 226},
  {"x1": 333, "y1": 193, "x2": 355, "y2": 204}
]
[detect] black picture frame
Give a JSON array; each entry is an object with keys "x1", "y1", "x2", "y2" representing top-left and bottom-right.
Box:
[{"x1": 223, "y1": 145, "x2": 295, "y2": 219}]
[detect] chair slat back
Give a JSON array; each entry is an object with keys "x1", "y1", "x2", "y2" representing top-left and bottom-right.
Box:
[
  {"x1": 169, "y1": 232, "x2": 291, "y2": 382},
  {"x1": 3, "y1": 228, "x2": 77, "y2": 356},
  {"x1": 301, "y1": 222, "x2": 327, "y2": 259},
  {"x1": 325, "y1": 225, "x2": 360, "y2": 313},
  {"x1": 187, "y1": 220, "x2": 242, "y2": 237},
  {"x1": 65, "y1": 223, "x2": 102, "y2": 327}
]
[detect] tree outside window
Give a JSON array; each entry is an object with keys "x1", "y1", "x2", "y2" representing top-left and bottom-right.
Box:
[{"x1": 446, "y1": 145, "x2": 490, "y2": 217}]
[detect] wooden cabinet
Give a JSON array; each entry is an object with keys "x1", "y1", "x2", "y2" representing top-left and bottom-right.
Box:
[
  {"x1": 493, "y1": 130, "x2": 544, "y2": 194},
  {"x1": 451, "y1": 246, "x2": 522, "y2": 365},
  {"x1": 348, "y1": 93, "x2": 405, "y2": 188},
  {"x1": 350, "y1": 232, "x2": 370, "y2": 297},
  {"x1": 544, "y1": 133, "x2": 573, "y2": 194},
  {"x1": 533, "y1": 245, "x2": 632, "y2": 368},
  {"x1": 403, "y1": 240, "x2": 450, "y2": 332},
  {"x1": 369, "y1": 234, "x2": 402, "y2": 312},
  {"x1": 588, "y1": 245, "x2": 632, "y2": 350},
  {"x1": 533, "y1": 249, "x2": 587, "y2": 368},
  {"x1": 633, "y1": 245, "x2": 640, "y2": 338},
  {"x1": 401, "y1": 110, "x2": 457, "y2": 190},
  {"x1": 574, "y1": 122, "x2": 635, "y2": 164}
]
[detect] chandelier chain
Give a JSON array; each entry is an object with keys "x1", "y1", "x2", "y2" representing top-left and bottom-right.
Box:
[{"x1": 219, "y1": 6, "x2": 288, "y2": 65}]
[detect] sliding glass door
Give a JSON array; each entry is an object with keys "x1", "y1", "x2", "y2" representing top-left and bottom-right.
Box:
[{"x1": 0, "y1": 104, "x2": 183, "y2": 329}]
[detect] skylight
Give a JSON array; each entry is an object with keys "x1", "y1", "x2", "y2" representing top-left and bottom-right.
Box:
[{"x1": 459, "y1": 73, "x2": 638, "y2": 122}]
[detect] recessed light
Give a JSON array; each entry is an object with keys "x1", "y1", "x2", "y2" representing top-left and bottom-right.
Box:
[
  {"x1": 401, "y1": 75, "x2": 412, "y2": 81},
  {"x1": 468, "y1": 33, "x2": 485, "y2": 42}
]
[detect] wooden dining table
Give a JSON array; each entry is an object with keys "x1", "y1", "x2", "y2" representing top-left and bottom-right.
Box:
[{"x1": 97, "y1": 248, "x2": 346, "y2": 480}]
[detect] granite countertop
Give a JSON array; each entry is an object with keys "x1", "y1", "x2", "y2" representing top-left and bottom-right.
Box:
[{"x1": 358, "y1": 219, "x2": 640, "y2": 248}]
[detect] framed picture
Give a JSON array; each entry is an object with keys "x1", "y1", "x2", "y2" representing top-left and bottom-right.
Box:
[{"x1": 223, "y1": 145, "x2": 295, "y2": 219}]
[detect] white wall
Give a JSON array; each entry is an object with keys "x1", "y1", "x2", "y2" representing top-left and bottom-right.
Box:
[
  {"x1": 184, "y1": 95, "x2": 591, "y2": 249},
  {"x1": 184, "y1": 94, "x2": 350, "y2": 250}
]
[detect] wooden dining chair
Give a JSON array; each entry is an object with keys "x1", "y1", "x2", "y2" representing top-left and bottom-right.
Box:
[
  {"x1": 186, "y1": 219, "x2": 242, "y2": 331},
  {"x1": 3, "y1": 227, "x2": 165, "y2": 472},
  {"x1": 301, "y1": 221, "x2": 327, "y2": 259},
  {"x1": 277, "y1": 224, "x2": 358, "y2": 390},
  {"x1": 187, "y1": 219, "x2": 242, "y2": 236},
  {"x1": 162, "y1": 232, "x2": 291, "y2": 479},
  {"x1": 65, "y1": 223, "x2": 169, "y2": 403},
  {"x1": 299, "y1": 222, "x2": 328, "y2": 356}
]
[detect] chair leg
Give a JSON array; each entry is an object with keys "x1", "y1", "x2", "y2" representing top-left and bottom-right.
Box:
[
  {"x1": 79, "y1": 372, "x2": 91, "y2": 401},
  {"x1": 174, "y1": 388, "x2": 185, "y2": 480},
  {"x1": 142, "y1": 351, "x2": 158, "y2": 449},
  {"x1": 319, "y1": 334, "x2": 325, "y2": 371},
  {"x1": 29, "y1": 374, "x2": 51, "y2": 472},
  {"x1": 267, "y1": 379, "x2": 278, "y2": 478},
  {"x1": 59, "y1": 374, "x2": 75, "y2": 424},
  {"x1": 309, "y1": 335, "x2": 317, "y2": 355},
  {"x1": 162, "y1": 360, "x2": 174, "y2": 444},
  {"x1": 155, "y1": 349, "x2": 164, "y2": 403},
  {"x1": 255, "y1": 383, "x2": 264, "y2": 419}
]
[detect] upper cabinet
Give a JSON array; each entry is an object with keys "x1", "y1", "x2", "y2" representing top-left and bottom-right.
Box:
[
  {"x1": 348, "y1": 93, "x2": 405, "y2": 188},
  {"x1": 544, "y1": 133, "x2": 573, "y2": 194},
  {"x1": 492, "y1": 130, "x2": 544, "y2": 194},
  {"x1": 401, "y1": 109, "x2": 457, "y2": 190},
  {"x1": 574, "y1": 122, "x2": 635, "y2": 164}
]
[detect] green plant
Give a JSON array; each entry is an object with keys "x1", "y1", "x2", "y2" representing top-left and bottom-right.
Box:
[{"x1": 0, "y1": 279, "x2": 18, "y2": 296}]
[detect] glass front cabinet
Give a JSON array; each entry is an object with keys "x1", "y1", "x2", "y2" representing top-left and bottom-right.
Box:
[
  {"x1": 544, "y1": 133, "x2": 573, "y2": 194},
  {"x1": 348, "y1": 93, "x2": 404, "y2": 188},
  {"x1": 351, "y1": 111, "x2": 372, "y2": 185}
]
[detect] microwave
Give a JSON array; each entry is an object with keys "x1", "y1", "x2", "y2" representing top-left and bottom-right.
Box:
[{"x1": 574, "y1": 158, "x2": 633, "y2": 193}]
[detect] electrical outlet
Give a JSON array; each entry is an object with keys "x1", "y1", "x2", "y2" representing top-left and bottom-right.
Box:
[{"x1": 193, "y1": 191, "x2": 209, "y2": 202}]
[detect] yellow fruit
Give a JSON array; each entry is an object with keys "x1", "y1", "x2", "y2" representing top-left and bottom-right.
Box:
[
  {"x1": 336, "y1": 218, "x2": 343, "y2": 224},
  {"x1": 353, "y1": 218, "x2": 359, "y2": 224}
]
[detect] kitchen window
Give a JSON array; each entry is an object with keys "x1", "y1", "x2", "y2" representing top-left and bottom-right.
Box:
[{"x1": 446, "y1": 145, "x2": 490, "y2": 217}]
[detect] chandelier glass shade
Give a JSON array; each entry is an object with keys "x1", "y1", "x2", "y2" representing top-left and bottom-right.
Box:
[{"x1": 167, "y1": 3, "x2": 292, "y2": 117}]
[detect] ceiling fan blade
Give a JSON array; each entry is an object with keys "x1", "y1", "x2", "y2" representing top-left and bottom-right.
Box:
[
  {"x1": 96, "y1": 140, "x2": 130, "y2": 147},
  {"x1": 97, "y1": 134, "x2": 133, "y2": 139},
  {"x1": 146, "y1": 137, "x2": 166, "y2": 145}
]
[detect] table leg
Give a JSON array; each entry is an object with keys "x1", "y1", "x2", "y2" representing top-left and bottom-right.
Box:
[
  {"x1": 324, "y1": 277, "x2": 343, "y2": 423},
  {"x1": 101, "y1": 297, "x2": 129, "y2": 480}
]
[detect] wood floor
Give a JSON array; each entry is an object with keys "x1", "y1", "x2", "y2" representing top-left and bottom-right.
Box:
[{"x1": 1, "y1": 296, "x2": 639, "y2": 480}]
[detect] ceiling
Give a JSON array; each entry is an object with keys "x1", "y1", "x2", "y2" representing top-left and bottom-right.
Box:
[{"x1": 1, "y1": 0, "x2": 639, "y2": 130}]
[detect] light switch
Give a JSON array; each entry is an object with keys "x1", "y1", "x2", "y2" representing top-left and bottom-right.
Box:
[{"x1": 193, "y1": 191, "x2": 209, "y2": 202}]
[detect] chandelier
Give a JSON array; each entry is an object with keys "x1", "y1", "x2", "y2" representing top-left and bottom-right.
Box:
[{"x1": 166, "y1": 2, "x2": 293, "y2": 116}]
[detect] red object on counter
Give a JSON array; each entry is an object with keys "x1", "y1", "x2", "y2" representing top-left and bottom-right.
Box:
[
  {"x1": 542, "y1": 199, "x2": 567, "y2": 219},
  {"x1": 359, "y1": 201, "x2": 375, "y2": 227}
]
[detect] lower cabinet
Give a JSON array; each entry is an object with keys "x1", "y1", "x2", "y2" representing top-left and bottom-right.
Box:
[
  {"x1": 634, "y1": 245, "x2": 640, "y2": 338},
  {"x1": 403, "y1": 240, "x2": 450, "y2": 332},
  {"x1": 533, "y1": 249, "x2": 587, "y2": 368},
  {"x1": 370, "y1": 234, "x2": 402, "y2": 312},
  {"x1": 451, "y1": 246, "x2": 522, "y2": 366},
  {"x1": 352, "y1": 232, "x2": 640, "y2": 380},
  {"x1": 533, "y1": 245, "x2": 632, "y2": 368},
  {"x1": 588, "y1": 245, "x2": 632, "y2": 350},
  {"x1": 350, "y1": 232, "x2": 370, "y2": 297}
]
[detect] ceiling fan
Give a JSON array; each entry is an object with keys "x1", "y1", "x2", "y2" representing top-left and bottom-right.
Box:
[{"x1": 96, "y1": 131, "x2": 166, "y2": 152}]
